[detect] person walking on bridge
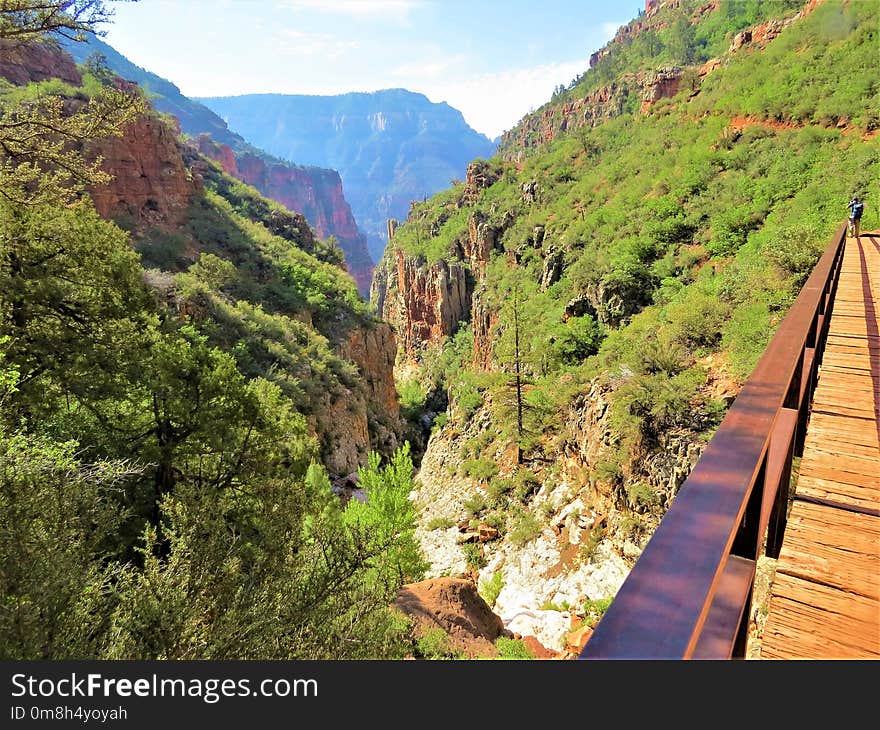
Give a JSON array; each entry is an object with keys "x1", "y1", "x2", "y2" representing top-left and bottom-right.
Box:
[{"x1": 847, "y1": 195, "x2": 864, "y2": 238}]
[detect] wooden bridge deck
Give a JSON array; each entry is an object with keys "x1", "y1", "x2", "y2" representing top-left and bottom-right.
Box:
[{"x1": 760, "y1": 233, "x2": 880, "y2": 659}]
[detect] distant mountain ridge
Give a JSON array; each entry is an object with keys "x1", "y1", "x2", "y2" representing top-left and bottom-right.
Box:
[
  {"x1": 197, "y1": 90, "x2": 497, "y2": 262},
  {"x1": 60, "y1": 35, "x2": 376, "y2": 296}
]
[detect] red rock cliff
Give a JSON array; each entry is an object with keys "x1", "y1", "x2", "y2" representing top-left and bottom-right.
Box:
[
  {"x1": 0, "y1": 38, "x2": 81, "y2": 86},
  {"x1": 196, "y1": 136, "x2": 374, "y2": 298},
  {"x1": 371, "y1": 164, "x2": 508, "y2": 369},
  {"x1": 88, "y1": 111, "x2": 200, "y2": 229}
]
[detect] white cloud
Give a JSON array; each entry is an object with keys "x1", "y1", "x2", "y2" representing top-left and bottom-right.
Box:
[
  {"x1": 391, "y1": 54, "x2": 468, "y2": 80},
  {"x1": 412, "y1": 19, "x2": 627, "y2": 140},
  {"x1": 414, "y1": 59, "x2": 590, "y2": 140},
  {"x1": 278, "y1": 0, "x2": 422, "y2": 16},
  {"x1": 601, "y1": 20, "x2": 624, "y2": 38},
  {"x1": 274, "y1": 28, "x2": 360, "y2": 57}
]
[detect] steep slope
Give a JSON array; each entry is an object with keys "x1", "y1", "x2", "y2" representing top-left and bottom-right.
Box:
[
  {"x1": 1, "y1": 21, "x2": 429, "y2": 661},
  {"x1": 197, "y1": 89, "x2": 496, "y2": 264},
  {"x1": 0, "y1": 40, "x2": 402, "y2": 477},
  {"x1": 193, "y1": 133, "x2": 375, "y2": 295},
  {"x1": 106, "y1": 130, "x2": 402, "y2": 477},
  {"x1": 372, "y1": 0, "x2": 878, "y2": 653},
  {"x1": 60, "y1": 34, "x2": 376, "y2": 297}
]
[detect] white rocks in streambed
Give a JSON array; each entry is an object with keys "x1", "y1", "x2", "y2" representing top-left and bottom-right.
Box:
[
  {"x1": 485, "y1": 536, "x2": 629, "y2": 652},
  {"x1": 409, "y1": 426, "x2": 477, "y2": 578},
  {"x1": 505, "y1": 608, "x2": 571, "y2": 652},
  {"x1": 416, "y1": 525, "x2": 468, "y2": 578}
]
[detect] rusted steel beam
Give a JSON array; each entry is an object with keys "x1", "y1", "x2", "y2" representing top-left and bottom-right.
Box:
[
  {"x1": 691, "y1": 555, "x2": 755, "y2": 659},
  {"x1": 580, "y1": 223, "x2": 847, "y2": 659},
  {"x1": 764, "y1": 407, "x2": 798, "y2": 558}
]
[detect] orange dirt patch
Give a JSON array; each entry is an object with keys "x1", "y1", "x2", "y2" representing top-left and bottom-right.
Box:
[
  {"x1": 730, "y1": 114, "x2": 802, "y2": 133},
  {"x1": 393, "y1": 577, "x2": 510, "y2": 658},
  {"x1": 544, "y1": 540, "x2": 581, "y2": 580}
]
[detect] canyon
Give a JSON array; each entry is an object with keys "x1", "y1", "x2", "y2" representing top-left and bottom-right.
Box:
[
  {"x1": 197, "y1": 90, "x2": 497, "y2": 267},
  {"x1": 61, "y1": 34, "x2": 376, "y2": 297}
]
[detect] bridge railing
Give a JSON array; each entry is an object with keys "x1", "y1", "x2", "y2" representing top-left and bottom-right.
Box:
[{"x1": 579, "y1": 222, "x2": 848, "y2": 659}]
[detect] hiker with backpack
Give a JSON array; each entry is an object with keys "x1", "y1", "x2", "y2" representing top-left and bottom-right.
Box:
[{"x1": 847, "y1": 195, "x2": 864, "y2": 238}]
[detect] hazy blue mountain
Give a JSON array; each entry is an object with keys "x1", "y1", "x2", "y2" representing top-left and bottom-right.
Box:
[
  {"x1": 197, "y1": 90, "x2": 497, "y2": 261},
  {"x1": 59, "y1": 35, "x2": 377, "y2": 296},
  {"x1": 60, "y1": 34, "x2": 249, "y2": 150}
]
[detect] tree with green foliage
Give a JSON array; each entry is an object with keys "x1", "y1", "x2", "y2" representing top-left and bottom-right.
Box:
[
  {"x1": 0, "y1": 426, "x2": 141, "y2": 658},
  {"x1": 0, "y1": 0, "x2": 430, "y2": 661},
  {"x1": 0, "y1": 2, "x2": 145, "y2": 207},
  {"x1": 0, "y1": 0, "x2": 125, "y2": 42},
  {"x1": 95, "y1": 445, "x2": 424, "y2": 659}
]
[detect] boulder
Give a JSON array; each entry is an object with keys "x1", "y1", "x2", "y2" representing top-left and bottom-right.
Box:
[{"x1": 394, "y1": 577, "x2": 510, "y2": 658}]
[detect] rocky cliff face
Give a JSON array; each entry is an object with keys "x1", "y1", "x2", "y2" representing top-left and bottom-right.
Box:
[
  {"x1": 372, "y1": 217, "x2": 503, "y2": 366},
  {"x1": 497, "y1": 68, "x2": 694, "y2": 161},
  {"x1": 336, "y1": 320, "x2": 403, "y2": 464},
  {"x1": 371, "y1": 161, "x2": 509, "y2": 367},
  {"x1": 88, "y1": 111, "x2": 201, "y2": 229},
  {"x1": 381, "y1": 251, "x2": 472, "y2": 365},
  {"x1": 0, "y1": 38, "x2": 81, "y2": 86},
  {"x1": 195, "y1": 135, "x2": 374, "y2": 297}
]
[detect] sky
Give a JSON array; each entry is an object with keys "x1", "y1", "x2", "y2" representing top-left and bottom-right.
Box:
[{"x1": 99, "y1": 0, "x2": 635, "y2": 140}]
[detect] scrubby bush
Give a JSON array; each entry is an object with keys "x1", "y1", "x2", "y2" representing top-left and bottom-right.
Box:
[
  {"x1": 478, "y1": 570, "x2": 504, "y2": 607},
  {"x1": 495, "y1": 637, "x2": 535, "y2": 659},
  {"x1": 509, "y1": 511, "x2": 542, "y2": 547},
  {"x1": 462, "y1": 458, "x2": 499, "y2": 482}
]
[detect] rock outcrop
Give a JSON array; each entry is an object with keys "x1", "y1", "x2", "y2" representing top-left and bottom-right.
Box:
[
  {"x1": 640, "y1": 66, "x2": 684, "y2": 113},
  {"x1": 195, "y1": 135, "x2": 374, "y2": 297},
  {"x1": 0, "y1": 38, "x2": 81, "y2": 87},
  {"x1": 498, "y1": 67, "x2": 690, "y2": 160},
  {"x1": 336, "y1": 320, "x2": 403, "y2": 461},
  {"x1": 384, "y1": 251, "x2": 472, "y2": 363},
  {"x1": 372, "y1": 206, "x2": 511, "y2": 366},
  {"x1": 393, "y1": 577, "x2": 510, "y2": 658},
  {"x1": 88, "y1": 111, "x2": 201, "y2": 229},
  {"x1": 498, "y1": 80, "x2": 633, "y2": 160}
]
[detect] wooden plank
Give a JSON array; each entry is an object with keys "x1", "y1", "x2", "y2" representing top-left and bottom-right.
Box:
[
  {"x1": 826, "y1": 322, "x2": 877, "y2": 338},
  {"x1": 802, "y1": 441, "x2": 878, "y2": 462},
  {"x1": 814, "y1": 382, "x2": 880, "y2": 398},
  {"x1": 805, "y1": 430, "x2": 879, "y2": 449},
  {"x1": 810, "y1": 401, "x2": 879, "y2": 420},
  {"x1": 825, "y1": 335, "x2": 880, "y2": 349},
  {"x1": 761, "y1": 573, "x2": 880, "y2": 659},
  {"x1": 803, "y1": 416, "x2": 880, "y2": 446},
  {"x1": 775, "y1": 501, "x2": 880, "y2": 600},
  {"x1": 795, "y1": 479, "x2": 879, "y2": 514},
  {"x1": 801, "y1": 452, "x2": 880, "y2": 480},
  {"x1": 797, "y1": 462, "x2": 880, "y2": 489},
  {"x1": 811, "y1": 390, "x2": 878, "y2": 408}
]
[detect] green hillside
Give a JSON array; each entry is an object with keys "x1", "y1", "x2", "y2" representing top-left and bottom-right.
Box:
[
  {"x1": 380, "y1": 0, "x2": 878, "y2": 531},
  {"x1": 0, "y1": 14, "x2": 423, "y2": 659}
]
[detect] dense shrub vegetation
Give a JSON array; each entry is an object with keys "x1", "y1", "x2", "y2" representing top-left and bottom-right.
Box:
[
  {"x1": 0, "y1": 3, "x2": 423, "y2": 659},
  {"x1": 383, "y1": 0, "x2": 878, "y2": 513}
]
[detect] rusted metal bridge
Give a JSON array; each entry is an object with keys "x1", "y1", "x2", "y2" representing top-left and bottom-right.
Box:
[{"x1": 580, "y1": 223, "x2": 880, "y2": 660}]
